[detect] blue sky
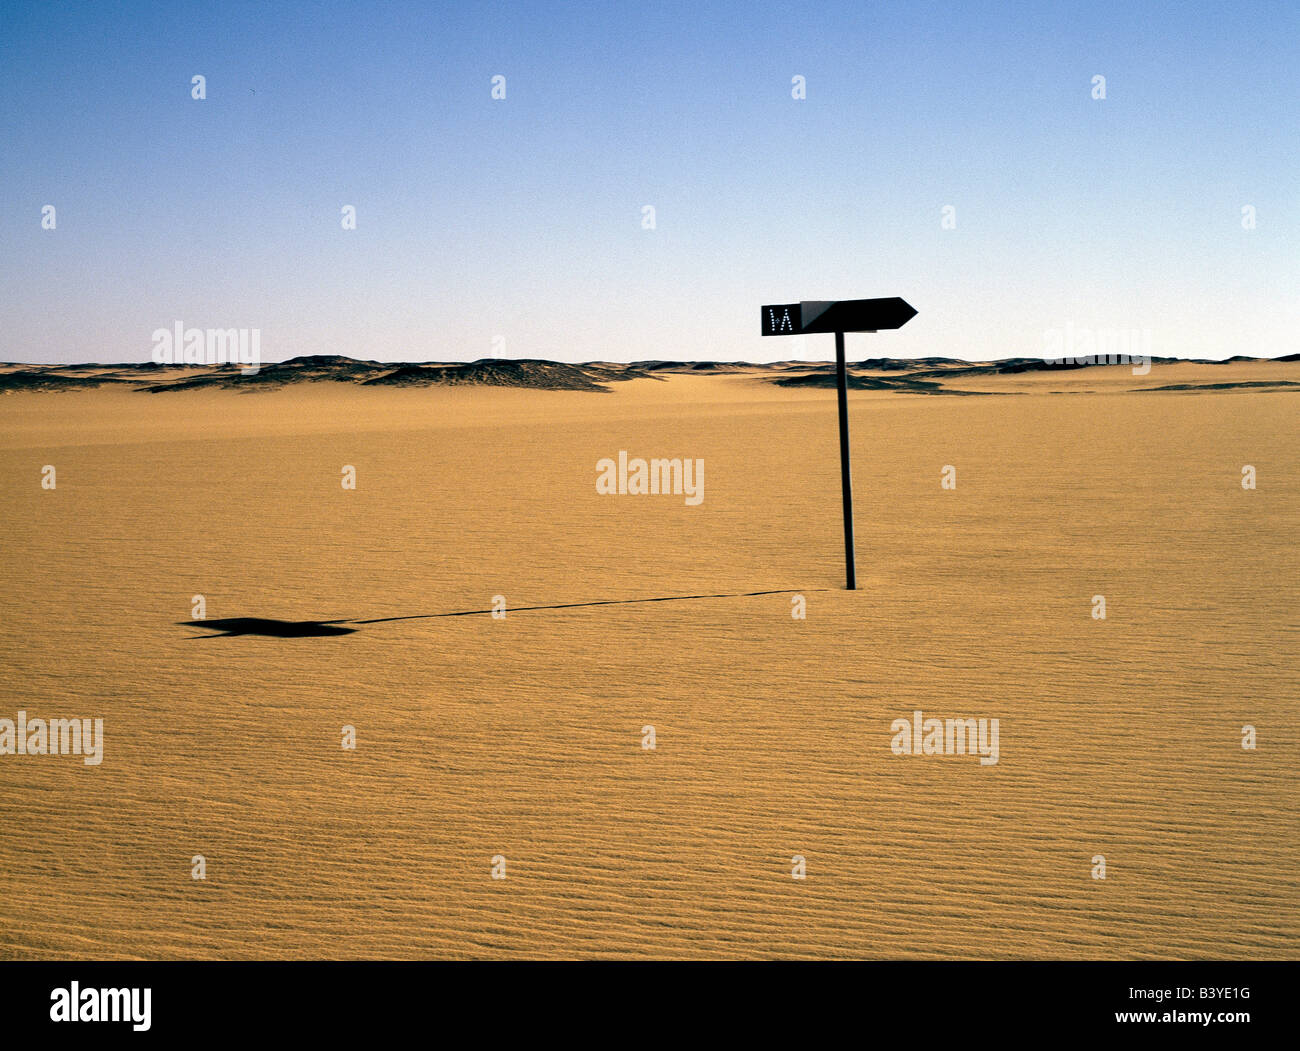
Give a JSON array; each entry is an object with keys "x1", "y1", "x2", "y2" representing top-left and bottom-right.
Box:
[{"x1": 1, "y1": 0, "x2": 1295, "y2": 363}]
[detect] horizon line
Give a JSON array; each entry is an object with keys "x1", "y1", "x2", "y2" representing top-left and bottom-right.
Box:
[{"x1": 5, "y1": 352, "x2": 1299, "y2": 369}]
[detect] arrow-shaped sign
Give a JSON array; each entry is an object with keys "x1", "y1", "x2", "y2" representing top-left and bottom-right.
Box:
[
  {"x1": 761, "y1": 297, "x2": 917, "y2": 336},
  {"x1": 759, "y1": 296, "x2": 918, "y2": 590}
]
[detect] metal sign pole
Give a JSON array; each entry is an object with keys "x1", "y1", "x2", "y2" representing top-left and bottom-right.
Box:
[
  {"x1": 760, "y1": 297, "x2": 917, "y2": 591},
  {"x1": 834, "y1": 330, "x2": 856, "y2": 590}
]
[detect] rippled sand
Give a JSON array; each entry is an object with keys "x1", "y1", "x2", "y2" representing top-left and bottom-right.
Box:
[{"x1": 1, "y1": 365, "x2": 1296, "y2": 959}]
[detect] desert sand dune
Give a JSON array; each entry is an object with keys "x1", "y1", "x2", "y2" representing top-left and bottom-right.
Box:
[
  {"x1": 5, "y1": 353, "x2": 1298, "y2": 397},
  {"x1": 0, "y1": 363, "x2": 1296, "y2": 959}
]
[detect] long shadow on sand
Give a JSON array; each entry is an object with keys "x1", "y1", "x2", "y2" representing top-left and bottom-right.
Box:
[
  {"x1": 181, "y1": 589, "x2": 823, "y2": 638},
  {"x1": 181, "y1": 617, "x2": 358, "y2": 638}
]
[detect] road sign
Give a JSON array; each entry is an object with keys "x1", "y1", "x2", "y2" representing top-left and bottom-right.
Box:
[
  {"x1": 760, "y1": 297, "x2": 917, "y2": 336},
  {"x1": 759, "y1": 296, "x2": 918, "y2": 590}
]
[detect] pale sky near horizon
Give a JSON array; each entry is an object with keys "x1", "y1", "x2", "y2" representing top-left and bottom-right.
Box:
[{"x1": 1, "y1": 0, "x2": 1296, "y2": 365}]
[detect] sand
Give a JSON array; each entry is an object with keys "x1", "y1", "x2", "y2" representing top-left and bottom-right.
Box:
[{"x1": 1, "y1": 363, "x2": 1296, "y2": 959}]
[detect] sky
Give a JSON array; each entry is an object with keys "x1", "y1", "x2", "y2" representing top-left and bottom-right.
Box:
[{"x1": 1, "y1": 0, "x2": 1296, "y2": 364}]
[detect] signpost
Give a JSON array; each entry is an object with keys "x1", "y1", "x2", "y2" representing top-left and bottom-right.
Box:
[{"x1": 761, "y1": 297, "x2": 918, "y2": 590}]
